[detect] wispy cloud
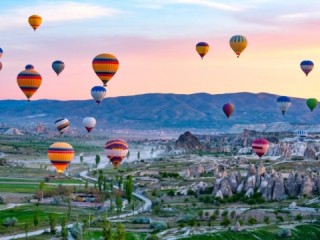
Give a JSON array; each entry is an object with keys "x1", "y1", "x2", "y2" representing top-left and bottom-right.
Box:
[
  {"x1": 133, "y1": 0, "x2": 249, "y2": 12},
  {"x1": 0, "y1": 1, "x2": 119, "y2": 30}
]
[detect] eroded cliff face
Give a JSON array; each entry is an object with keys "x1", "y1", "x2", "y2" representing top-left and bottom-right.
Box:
[
  {"x1": 212, "y1": 162, "x2": 320, "y2": 201},
  {"x1": 175, "y1": 131, "x2": 202, "y2": 151}
]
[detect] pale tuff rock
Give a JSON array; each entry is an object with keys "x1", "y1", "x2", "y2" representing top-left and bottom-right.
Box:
[
  {"x1": 215, "y1": 189, "x2": 224, "y2": 199},
  {"x1": 303, "y1": 146, "x2": 317, "y2": 160},
  {"x1": 245, "y1": 188, "x2": 254, "y2": 197},
  {"x1": 219, "y1": 177, "x2": 233, "y2": 197},
  {"x1": 289, "y1": 201, "x2": 297, "y2": 209},
  {"x1": 231, "y1": 221, "x2": 242, "y2": 232},
  {"x1": 228, "y1": 172, "x2": 239, "y2": 193},
  {"x1": 195, "y1": 181, "x2": 208, "y2": 192},
  {"x1": 175, "y1": 131, "x2": 202, "y2": 151},
  {"x1": 285, "y1": 172, "x2": 302, "y2": 198},
  {"x1": 257, "y1": 161, "x2": 266, "y2": 176},
  {"x1": 272, "y1": 173, "x2": 285, "y2": 201},
  {"x1": 257, "y1": 179, "x2": 268, "y2": 194},
  {"x1": 247, "y1": 164, "x2": 256, "y2": 177},
  {"x1": 237, "y1": 181, "x2": 245, "y2": 193},
  {"x1": 245, "y1": 175, "x2": 256, "y2": 192},
  {"x1": 301, "y1": 175, "x2": 313, "y2": 197}
]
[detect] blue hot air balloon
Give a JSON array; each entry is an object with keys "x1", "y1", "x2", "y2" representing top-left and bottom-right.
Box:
[
  {"x1": 52, "y1": 60, "x2": 65, "y2": 76},
  {"x1": 300, "y1": 60, "x2": 314, "y2": 76},
  {"x1": 276, "y1": 96, "x2": 291, "y2": 115},
  {"x1": 91, "y1": 86, "x2": 106, "y2": 104},
  {"x1": 0, "y1": 48, "x2": 3, "y2": 58}
]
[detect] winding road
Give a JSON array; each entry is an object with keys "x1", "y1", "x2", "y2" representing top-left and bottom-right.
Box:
[{"x1": 0, "y1": 166, "x2": 152, "y2": 240}]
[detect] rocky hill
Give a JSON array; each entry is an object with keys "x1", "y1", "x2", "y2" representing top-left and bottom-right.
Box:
[{"x1": 1, "y1": 92, "x2": 320, "y2": 131}]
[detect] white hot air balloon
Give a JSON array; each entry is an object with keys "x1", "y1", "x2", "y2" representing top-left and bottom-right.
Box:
[
  {"x1": 91, "y1": 86, "x2": 106, "y2": 104},
  {"x1": 83, "y1": 117, "x2": 96, "y2": 133},
  {"x1": 55, "y1": 118, "x2": 70, "y2": 135}
]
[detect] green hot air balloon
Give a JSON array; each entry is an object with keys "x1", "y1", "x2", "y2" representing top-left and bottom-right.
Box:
[{"x1": 306, "y1": 98, "x2": 318, "y2": 112}]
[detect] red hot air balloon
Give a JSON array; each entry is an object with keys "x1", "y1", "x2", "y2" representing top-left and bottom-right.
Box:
[
  {"x1": 223, "y1": 103, "x2": 235, "y2": 118},
  {"x1": 252, "y1": 138, "x2": 270, "y2": 158}
]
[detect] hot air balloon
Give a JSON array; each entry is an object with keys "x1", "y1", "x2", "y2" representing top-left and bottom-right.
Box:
[
  {"x1": 55, "y1": 118, "x2": 70, "y2": 135},
  {"x1": 276, "y1": 96, "x2": 291, "y2": 115},
  {"x1": 296, "y1": 130, "x2": 307, "y2": 141},
  {"x1": 252, "y1": 138, "x2": 269, "y2": 158},
  {"x1": 104, "y1": 139, "x2": 128, "y2": 168},
  {"x1": 223, "y1": 103, "x2": 235, "y2": 118},
  {"x1": 0, "y1": 62, "x2": 2, "y2": 71},
  {"x1": 306, "y1": 98, "x2": 318, "y2": 112},
  {"x1": 48, "y1": 142, "x2": 74, "y2": 174},
  {"x1": 229, "y1": 35, "x2": 247, "y2": 58},
  {"x1": 91, "y1": 86, "x2": 106, "y2": 104},
  {"x1": 92, "y1": 53, "x2": 119, "y2": 86},
  {"x1": 52, "y1": 60, "x2": 65, "y2": 76},
  {"x1": 196, "y1": 42, "x2": 209, "y2": 59},
  {"x1": 83, "y1": 117, "x2": 96, "y2": 133},
  {"x1": 28, "y1": 15, "x2": 42, "y2": 31},
  {"x1": 0, "y1": 48, "x2": 3, "y2": 58},
  {"x1": 17, "y1": 65, "x2": 42, "y2": 101},
  {"x1": 300, "y1": 60, "x2": 314, "y2": 76}
]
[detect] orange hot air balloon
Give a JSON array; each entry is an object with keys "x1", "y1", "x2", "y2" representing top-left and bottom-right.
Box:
[
  {"x1": 104, "y1": 139, "x2": 128, "y2": 168},
  {"x1": 48, "y1": 142, "x2": 74, "y2": 174},
  {"x1": 28, "y1": 15, "x2": 42, "y2": 31},
  {"x1": 92, "y1": 53, "x2": 119, "y2": 86},
  {"x1": 17, "y1": 65, "x2": 42, "y2": 101},
  {"x1": 252, "y1": 138, "x2": 269, "y2": 158},
  {"x1": 223, "y1": 103, "x2": 235, "y2": 118}
]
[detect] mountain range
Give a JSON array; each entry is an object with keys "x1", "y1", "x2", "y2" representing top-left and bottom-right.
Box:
[{"x1": 0, "y1": 92, "x2": 318, "y2": 132}]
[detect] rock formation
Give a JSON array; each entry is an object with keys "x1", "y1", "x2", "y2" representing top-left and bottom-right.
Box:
[{"x1": 175, "y1": 131, "x2": 202, "y2": 151}]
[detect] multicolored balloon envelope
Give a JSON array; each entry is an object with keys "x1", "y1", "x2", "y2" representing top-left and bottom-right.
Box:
[
  {"x1": 92, "y1": 53, "x2": 119, "y2": 86},
  {"x1": 48, "y1": 142, "x2": 74, "y2": 173},
  {"x1": 0, "y1": 48, "x2": 3, "y2": 58},
  {"x1": 55, "y1": 118, "x2": 70, "y2": 135},
  {"x1": 17, "y1": 65, "x2": 42, "y2": 101},
  {"x1": 104, "y1": 139, "x2": 128, "y2": 168},
  {"x1": 91, "y1": 86, "x2": 106, "y2": 104},
  {"x1": 0, "y1": 62, "x2": 2, "y2": 71},
  {"x1": 196, "y1": 42, "x2": 209, "y2": 59},
  {"x1": 83, "y1": 117, "x2": 96, "y2": 133},
  {"x1": 223, "y1": 103, "x2": 235, "y2": 118},
  {"x1": 52, "y1": 60, "x2": 65, "y2": 76},
  {"x1": 276, "y1": 96, "x2": 291, "y2": 115},
  {"x1": 28, "y1": 15, "x2": 42, "y2": 31},
  {"x1": 306, "y1": 98, "x2": 318, "y2": 112},
  {"x1": 229, "y1": 35, "x2": 247, "y2": 57},
  {"x1": 252, "y1": 138, "x2": 269, "y2": 158},
  {"x1": 300, "y1": 60, "x2": 314, "y2": 76}
]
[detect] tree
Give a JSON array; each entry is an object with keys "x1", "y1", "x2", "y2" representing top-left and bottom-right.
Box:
[
  {"x1": 102, "y1": 218, "x2": 113, "y2": 240},
  {"x1": 295, "y1": 214, "x2": 303, "y2": 222},
  {"x1": 263, "y1": 216, "x2": 270, "y2": 224},
  {"x1": 118, "y1": 176, "x2": 123, "y2": 189},
  {"x1": 220, "y1": 217, "x2": 231, "y2": 227},
  {"x1": 24, "y1": 223, "x2": 29, "y2": 239},
  {"x1": 126, "y1": 151, "x2": 130, "y2": 160},
  {"x1": 210, "y1": 214, "x2": 217, "y2": 222},
  {"x1": 137, "y1": 151, "x2": 140, "y2": 160},
  {"x1": 115, "y1": 223, "x2": 126, "y2": 240},
  {"x1": 33, "y1": 210, "x2": 39, "y2": 227},
  {"x1": 39, "y1": 180, "x2": 45, "y2": 203},
  {"x1": 95, "y1": 154, "x2": 101, "y2": 167},
  {"x1": 116, "y1": 196, "x2": 123, "y2": 216},
  {"x1": 131, "y1": 199, "x2": 136, "y2": 214},
  {"x1": 125, "y1": 175, "x2": 133, "y2": 204},
  {"x1": 80, "y1": 155, "x2": 83, "y2": 163},
  {"x1": 85, "y1": 181, "x2": 88, "y2": 189},
  {"x1": 61, "y1": 218, "x2": 68, "y2": 240},
  {"x1": 48, "y1": 214, "x2": 57, "y2": 235},
  {"x1": 150, "y1": 148, "x2": 154, "y2": 157},
  {"x1": 98, "y1": 170, "x2": 104, "y2": 192},
  {"x1": 103, "y1": 177, "x2": 107, "y2": 191},
  {"x1": 67, "y1": 199, "x2": 72, "y2": 219}
]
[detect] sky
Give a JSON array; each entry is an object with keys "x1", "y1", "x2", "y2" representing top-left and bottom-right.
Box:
[{"x1": 1, "y1": 0, "x2": 320, "y2": 100}]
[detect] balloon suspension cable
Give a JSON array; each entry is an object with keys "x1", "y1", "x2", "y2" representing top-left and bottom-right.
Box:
[{"x1": 27, "y1": 99, "x2": 30, "y2": 102}]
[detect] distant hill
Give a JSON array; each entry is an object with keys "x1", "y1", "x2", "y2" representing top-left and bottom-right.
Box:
[{"x1": 0, "y1": 92, "x2": 318, "y2": 131}]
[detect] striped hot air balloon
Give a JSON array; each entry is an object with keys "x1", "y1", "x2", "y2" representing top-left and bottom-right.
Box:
[
  {"x1": 252, "y1": 138, "x2": 269, "y2": 158},
  {"x1": 104, "y1": 139, "x2": 128, "y2": 168},
  {"x1": 229, "y1": 35, "x2": 247, "y2": 57},
  {"x1": 83, "y1": 117, "x2": 96, "y2": 133},
  {"x1": 276, "y1": 96, "x2": 291, "y2": 115},
  {"x1": 223, "y1": 103, "x2": 235, "y2": 118},
  {"x1": 91, "y1": 86, "x2": 106, "y2": 104},
  {"x1": 17, "y1": 65, "x2": 42, "y2": 101},
  {"x1": 52, "y1": 60, "x2": 65, "y2": 76},
  {"x1": 0, "y1": 48, "x2": 3, "y2": 58},
  {"x1": 28, "y1": 15, "x2": 42, "y2": 31},
  {"x1": 196, "y1": 42, "x2": 209, "y2": 59},
  {"x1": 48, "y1": 142, "x2": 74, "y2": 173},
  {"x1": 300, "y1": 60, "x2": 314, "y2": 76},
  {"x1": 92, "y1": 53, "x2": 119, "y2": 86},
  {"x1": 55, "y1": 118, "x2": 70, "y2": 135}
]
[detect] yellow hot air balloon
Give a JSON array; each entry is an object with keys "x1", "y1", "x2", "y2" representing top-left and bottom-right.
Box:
[
  {"x1": 92, "y1": 53, "x2": 119, "y2": 86},
  {"x1": 48, "y1": 142, "x2": 74, "y2": 174},
  {"x1": 196, "y1": 42, "x2": 209, "y2": 59},
  {"x1": 229, "y1": 35, "x2": 247, "y2": 58},
  {"x1": 17, "y1": 65, "x2": 42, "y2": 101},
  {"x1": 28, "y1": 15, "x2": 42, "y2": 31}
]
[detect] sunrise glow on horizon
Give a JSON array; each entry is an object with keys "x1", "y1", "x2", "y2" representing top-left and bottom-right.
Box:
[{"x1": 1, "y1": 0, "x2": 320, "y2": 101}]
